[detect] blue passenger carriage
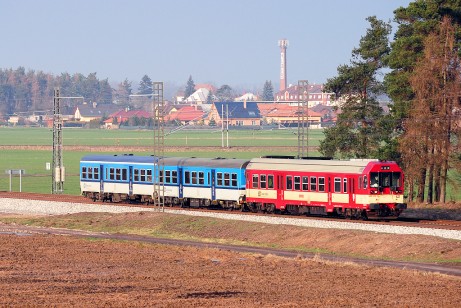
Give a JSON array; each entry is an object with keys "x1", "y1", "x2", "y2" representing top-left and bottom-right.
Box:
[
  {"x1": 80, "y1": 154, "x2": 157, "y2": 202},
  {"x1": 158, "y1": 157, "x2": 250, "y2": 209}
]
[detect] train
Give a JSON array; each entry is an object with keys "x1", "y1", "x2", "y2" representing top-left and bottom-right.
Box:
[{"x1": 80, "y1": 154, "x2": 407, "y2": 219}]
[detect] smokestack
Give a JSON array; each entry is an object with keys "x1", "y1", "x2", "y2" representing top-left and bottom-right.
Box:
[{"x1": 278, "y1": 39, "x2": 289, "y2": 91}]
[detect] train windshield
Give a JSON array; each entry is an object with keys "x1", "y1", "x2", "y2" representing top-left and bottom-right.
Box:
[{"x1": 370, "y1": 172, "x2": 401, "y2": 188}]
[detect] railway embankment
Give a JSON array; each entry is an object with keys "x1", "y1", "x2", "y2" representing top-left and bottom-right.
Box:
[{"x1": 401, "y1": 207, "x2": 461, "y2": 221}]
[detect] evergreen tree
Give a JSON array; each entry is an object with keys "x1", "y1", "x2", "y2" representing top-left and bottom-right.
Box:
[
  {"x1": 320, "y1": 16, "x2": 391, "y2": 159},
  {"x1": 138, "y1": 75, "x2": 153, "y2": 95},
  {"x1": 262, "y1": 80, "x2": 274, "y2": 101},
  {"x1": 216, "y1": 84, "x2": 234, "y2": 102},
  {"x1": 184, "y1": 75, "x2": 195, "y2": 99},
  {"x1": 385, "y1": 0, "x2": 461, "y2": 204}
]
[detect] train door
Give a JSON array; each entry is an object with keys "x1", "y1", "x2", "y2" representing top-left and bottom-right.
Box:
[
  {"x1": 349, "y1": 177, "x2": 355, "y2": 205},
  {"x1": 327, "y1": 177, "x2": 332, "y2": 206},
  {"x1": 211, "y1": 169, "x2": 216, "y2": 201},
  {"x1": 128, "y1": 166, "x2": 133, "y2": 196},
  {"x1": 99, "y1": 164, "x2": 104, "y2": 194},
  {"x1": 277, "y1": 174, "x2": 284, "y2": 207},
  {"x1": 178, "y1": 167, "x2": 183, "y2": 198}
]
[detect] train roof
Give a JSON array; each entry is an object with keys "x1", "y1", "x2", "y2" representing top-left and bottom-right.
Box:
[
  {"x1": 247, "y1": 158, "x2": 392, "y2": 174},
  {"x1": 80, "y1": 154, "x2": 157, "y2": 164},
  {"x1": 159, "y1": 157, "x2": 250, "y2": 169}
]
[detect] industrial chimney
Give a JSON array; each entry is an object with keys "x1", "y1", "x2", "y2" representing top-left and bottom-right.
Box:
[{"x1": 278, "y1": 39, "x2": 289, "y2": 91}]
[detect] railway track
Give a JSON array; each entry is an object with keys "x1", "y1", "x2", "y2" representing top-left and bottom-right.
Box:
[{"x1": 1, "y1": 191, "x2": 461, "y2": 231}]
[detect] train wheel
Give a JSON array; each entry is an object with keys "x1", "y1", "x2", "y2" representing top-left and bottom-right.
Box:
[{"x1": 361, "y1": 210, "x2": 368, "y2": 220}]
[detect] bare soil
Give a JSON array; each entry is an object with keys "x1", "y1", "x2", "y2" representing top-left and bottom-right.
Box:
[
  {"x1": 0, "y1": 233, "x2": 460, "y2": 307},
  {"x1": 1, "y1": 212, "x2": 461, "y2": 307}
]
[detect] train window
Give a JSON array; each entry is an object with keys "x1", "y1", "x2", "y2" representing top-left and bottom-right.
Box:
[
  {"x1": 319, "y1": 177, "x2": 325, "y2": 192},
  {"x1": 302, "y1": 176, "x2": 308, "y2": 191},
  {"x1": 217, "y1": 173, "x2": 223, "y2": 186},
  {"x1": 252, "y1": 174, "x2": 258, "y2": 188},
  {"x1": 164, "y1": 170, "x2": 170, "y2": 183},
  {"x1": 334, "y1": 177, "x2": 341, "y2": 192},
  {"x1": 115, "y1": 168, "x2": 121, "y2": 181},
  {"x1": 310, "y1": 177, "x2": 317, "y2": 191},
  {"x1": 382, "y1": 172, "x2": 391, "y2": 187},
  {"x1": 147, "y1": 170, "x2": 152, "y2": 182},
  {"x1": 294, "y1": 176, "x2": 301, "y2": 191},
  {"x1": 159, "y1": 170, "x2": 164, "y2": 183},
  {"x1": 268, "y1": 175, "x2": 274, "y2": 189},
  {"x1": 231, "y1": 173, "x2": 237, "y2": 187},
  {"x1": 82, "y1": 167, "x2": 87, "y2": 179},
  {"x1": 87, "y1": 167, "x2": 93, "y2": 179},
  {"x1": 260, "y1": 174, "x2": 266, "y2": 189},
  {"x1": 140, "y1": 169, "x2": 146, "y2": 182},
  {"x1": 224, "y1": 173, "x2": 230, "y2": 186},
  {"x1": 134, "y1": 169, "x2": 139, "y2": 181},
  {"x1": 109, "y1": 168, "x2": 115, "y2": 181},
  {"x1": 191, "y1": 171, "x2": 197, "y2": 184},
  {"x1": 199, "y1": 172, "x2": 205, "y2": 185},
  {"x1": 172, "y1": 171, "x2": 178, "y2": 184},
  {"x1": 94, "y1": 168, "x2": 99, "y2": 180},
  {"x1": 286, "y1": 176, "x2": 293, "y2": 190},
  {"x1": 343, "y1": 178, "x2": 348, "y2": 193},
  {"x1": 363, "y1": 175, "x2": 368, "y2": 189},
  {"x1": 370, "y1": 172, "x2": 379, "y2": 188},
  {"x1": 122, "y1": 169, "x2": 127, "y2": 181},
  {"x1": 392, "y1": 172, "x2": 401, "y2": 187},
  {"x1": 185, "y1": 171, "x2": 191, "y2": 184}
]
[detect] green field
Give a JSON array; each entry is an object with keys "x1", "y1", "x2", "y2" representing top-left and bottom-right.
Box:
[
  {"x1": 0, "y1": 127, "x2": 323, "y2": 195},
  {"x1": 1, "y1": 127, "x2": 460, "y2": 201},
  {"x1": 0, "y1": 127, "x2": 324, "y2": 147}
]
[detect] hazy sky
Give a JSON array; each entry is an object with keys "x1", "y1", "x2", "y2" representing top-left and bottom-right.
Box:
[{"x1": 1, "y1": 0, "x2": 412, "y2": 92}]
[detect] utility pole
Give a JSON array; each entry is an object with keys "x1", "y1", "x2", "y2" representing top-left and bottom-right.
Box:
[
  {"x1": 52, "y1": 88, "x2": 64, "y2": 194},
  {"x1": 297, "y1": 80, "x2": 309, "y2": 158},
  {"x1": 51, "y1": 89, "x2": 83, "y2": 194},
  {"x1": 152, "y1": 82, "x2": 165, "y2": 211}
]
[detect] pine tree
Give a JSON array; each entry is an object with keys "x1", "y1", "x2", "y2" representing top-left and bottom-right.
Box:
[
  {"x1": 184, "y1": 75, "x2": 195, "y2": 99},
  {"x1": 320, "y1": 16, "x2": 391, "y2": 159},
  {"x1": 138, "y1": 75, "x2": 152, "y2": 95},
  {"x1": 262, "y1": 80, "x2": 274, "y2": 101}
]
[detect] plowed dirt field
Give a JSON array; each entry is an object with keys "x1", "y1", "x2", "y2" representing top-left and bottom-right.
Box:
[{"x1": 1, "y1": 225, "x2": 460, "y2": 307}]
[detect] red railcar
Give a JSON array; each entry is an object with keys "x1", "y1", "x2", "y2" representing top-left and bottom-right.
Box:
[{"x1": 245, "y1": 157, "x2": 406, "y2": 218}]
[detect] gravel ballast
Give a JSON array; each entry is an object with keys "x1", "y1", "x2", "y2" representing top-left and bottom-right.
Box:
[{"x1": 1, "y1": 198, "x2": 461, "y2": 241}]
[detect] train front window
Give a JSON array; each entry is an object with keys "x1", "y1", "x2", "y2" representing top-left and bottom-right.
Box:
[
  {"x1": 381, "y1": 172, "x2": 391, "y2": 187},
  {"x1": 392, "y1": 172, "x2": 401, "y2": 187},
  {"x1": 370, "y1": 172, "x2": 379, "y2": 188},
  {"x1": 369, "y1": 172, "x2": 400, "y2": 188}
]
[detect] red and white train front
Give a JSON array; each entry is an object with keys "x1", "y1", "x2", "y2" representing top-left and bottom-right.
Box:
[{"x1": 245, "y1": 158, "x2": 406, "y2": 218}]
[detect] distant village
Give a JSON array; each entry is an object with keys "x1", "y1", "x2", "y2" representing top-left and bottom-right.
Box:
[{"x1": 5, "y1": 83, "x2": 345, "y2": 129}]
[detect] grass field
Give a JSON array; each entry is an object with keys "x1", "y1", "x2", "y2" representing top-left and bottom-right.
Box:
[
  {"x1": 0, "y1": 127, "x2": 322, "y2": 195},
  {"x1": 0, "y1": 127, "x2": 324, "y2": 147},
  {"x1": 1, "y1": 127, "x2": 460, "y2": 201}
]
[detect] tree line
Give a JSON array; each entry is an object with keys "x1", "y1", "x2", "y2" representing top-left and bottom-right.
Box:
[{"x1": 320, "y1": 0, "x2": 461, "y2": 204}]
